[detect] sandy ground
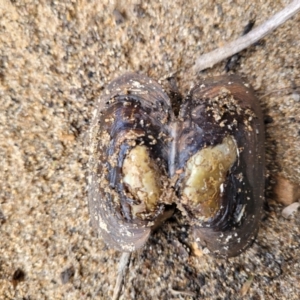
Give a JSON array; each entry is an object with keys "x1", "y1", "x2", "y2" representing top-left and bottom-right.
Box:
[{"x1": 0, "y1": 0, "x2": 300, "y2": 299}]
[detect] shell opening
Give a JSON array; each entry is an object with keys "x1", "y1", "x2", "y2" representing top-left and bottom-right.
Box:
[
  {"x1": 182, "y1": 136, "x2": 238, "y2": 218},
  {"x1": 122, "y1": 145, "x2": 162, "y2": 216}
]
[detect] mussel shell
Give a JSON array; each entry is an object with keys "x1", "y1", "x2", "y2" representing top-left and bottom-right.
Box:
[
  {"x1": 88, "y1": 73, "x2": 265, "y2": 257},
  {"x1": 178, "y1": 75, "x2": 265, "y2": 257},
  {"x1": 88, "y1": 73, "x2": 175, "y2": 252}
]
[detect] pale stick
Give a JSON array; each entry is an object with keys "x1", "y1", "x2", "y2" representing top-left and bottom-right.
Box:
[{"x1": 194, "y1": 0, "x2": 300, "y2": 72}]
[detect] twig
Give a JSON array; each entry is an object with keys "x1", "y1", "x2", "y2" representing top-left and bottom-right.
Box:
[
  {"x1": 169, "y1": 288, "x2": 196, "y2": 297},
  {"x1": 194, "y1": 0, "x2": 300, "y2": 72},
  {"x1": 112, "y1": 252, "x2": 131, "y2": 300}
]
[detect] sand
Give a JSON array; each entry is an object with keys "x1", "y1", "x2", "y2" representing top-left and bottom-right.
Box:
[{"x1": 0, "y1": 0, "x2": 299, "y2": 299}]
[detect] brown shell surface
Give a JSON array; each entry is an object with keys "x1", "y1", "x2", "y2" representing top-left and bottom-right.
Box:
[
  {"x1": 88, "y1": 73, "x2": 265, "y2": 257},
  {"x1": 88, "y1": 73, "x2": 175, "y2": 252},
  {"x1": 184, "y1": 76, "x2": 265, "y2": 257}
]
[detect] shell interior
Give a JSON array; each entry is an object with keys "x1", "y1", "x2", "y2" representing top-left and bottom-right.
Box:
[
  {"x1": 182, "y1": 135, "x2": 238, "y2": 220},
  {"x1": 122, "y1": 145, "x2": 163, "y2": 216}
]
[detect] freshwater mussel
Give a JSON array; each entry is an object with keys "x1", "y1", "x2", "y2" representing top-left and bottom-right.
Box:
[{"x1": 88, "y1": 73, "x2": 265, "y2": 257}]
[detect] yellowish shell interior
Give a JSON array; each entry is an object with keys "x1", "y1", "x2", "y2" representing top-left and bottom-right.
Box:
[
  {"x1": 122, "y1": 145, "x2": 162, "y2": 216},
  {"x1": 183, "y1": 136, "x2": 238, "y2": 218}
]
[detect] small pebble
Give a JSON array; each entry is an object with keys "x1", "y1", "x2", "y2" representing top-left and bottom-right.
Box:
[{"x1": 282, "y1": 202, "x2": 300, "y2": 219}]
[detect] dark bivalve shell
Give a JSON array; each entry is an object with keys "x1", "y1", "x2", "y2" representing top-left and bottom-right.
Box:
[
  {"x1": 177, "y1": 76, "x2": 265, "y2": 257},
  {"x1": 88, "y1": 73, "x2": 176, "y2": 252},
  {"x1": 88, "y1": 73, "x2": 265, "y2": 257}
]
